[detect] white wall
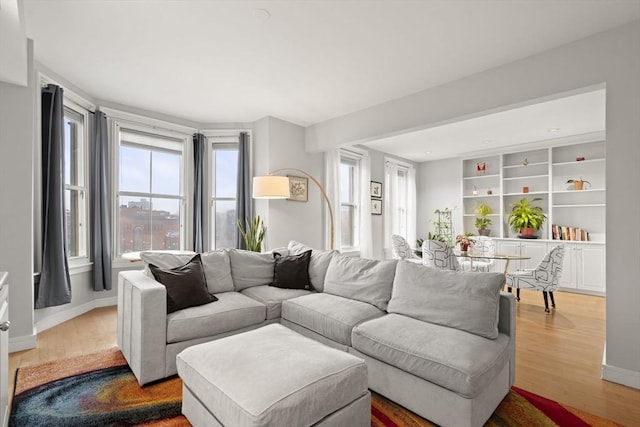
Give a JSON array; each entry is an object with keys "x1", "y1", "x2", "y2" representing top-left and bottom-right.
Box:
[
  {"x1": 306, "y1": 21, "x2": 640, "y2": 388},
  {"x1": 0, "y1": 0, "x2": 27, "y2": 86},
  {"x1": 416, "y1": 159, "x2": 463, "y2": 240},
  {"x1": 0, "y1": 39, "x2": 35, "y2": 349},
  {"x1": 253, "y1": 116, "x2": 325, "y2": 250}
]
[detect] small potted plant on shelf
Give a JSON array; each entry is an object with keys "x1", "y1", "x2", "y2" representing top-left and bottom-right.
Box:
[
  {"x1": 474, "y1": 202, "x2": 492, "y2": 236},
  {"x1": 508, "y1": 197, "x2": 547, "y2": 238},
  {"x1": 567, "y1": 177, "x2": 590, "y2": 190},
  {"x1": 455, "y1": 233, "x2": 475, "y2": 254}
]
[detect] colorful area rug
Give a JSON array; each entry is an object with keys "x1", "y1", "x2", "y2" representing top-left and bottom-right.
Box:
[{"x1": 10, "y1": 348, "x2": 620, "y2": 427}]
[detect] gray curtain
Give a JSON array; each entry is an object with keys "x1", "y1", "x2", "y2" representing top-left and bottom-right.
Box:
[
  {"x1": 90, "y1": 111, "x2": 112, "y2": 291},
  {"x1": 37, "y1": 84, "x2": 72, "y2": 308},
  {"x1": 193, "y1": 133, "x2": 205, "y2": 253},
  {"x1": 235, "y1": 132, "x2": 251, "y2": 249}
]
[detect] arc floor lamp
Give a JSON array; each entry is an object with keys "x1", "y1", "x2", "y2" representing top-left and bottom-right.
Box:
[{"x1": 252, "y1": 168, "x2": 335, "y2": 250}]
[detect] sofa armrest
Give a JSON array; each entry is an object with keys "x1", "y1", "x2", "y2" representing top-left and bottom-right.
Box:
[
  {"x1": 117, "y1": 270, "x2": 168, "y2": 385},
  {"x1": 498, "y1": 291, "x2": 516, "y2": 386}
]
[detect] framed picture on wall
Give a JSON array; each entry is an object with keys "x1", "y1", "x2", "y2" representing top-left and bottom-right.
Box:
[
  {"x1": 370, "y1": 181, "x2": 383, "y2": 199},
  {"x1": 287, "y1": 175, "x2": 308, "y2": 202},
  {"x1": 371, "y1": 199, "x2": 382, "y2": 215}
]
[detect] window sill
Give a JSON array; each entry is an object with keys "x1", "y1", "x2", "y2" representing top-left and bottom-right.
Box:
[
  {"x1": 339, "y1": 249, "x2": 361, "y2": 257},
  {"x1": 69, "y1": 260, "x2": 93, "y2": 276}
]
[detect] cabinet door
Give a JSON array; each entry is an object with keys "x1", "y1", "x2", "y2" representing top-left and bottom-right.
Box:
[
  {"x1": 520, "y1": 241, "x2": 549, "y2": 270},
  {"x1": 496, "y1": 241, "x2": 521, "y2": 273},
  {"x1": 558, "y1": 244, "x2": 576, "y2": 289},
  {"x1": 578, "y1": 245, "x2": 606, "y2": 292}
]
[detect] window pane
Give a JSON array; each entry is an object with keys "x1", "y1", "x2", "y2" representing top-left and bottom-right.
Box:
[
  {"x1": 119, "y1": 196, "x2": 151, "y2": 253},
  {"x1": 120, "y1": 145, "x2": 150, "y2": 193},
  {"x1": 215, "y1": 150, "x2": 238, "y2": 198},
  {"x1": 64, "y1": 117, "x2": 80, "y2": 186},
  {"x1": 340, "y1": 162, "x2": 354, "y2": 203},
  {"x1": 213, "y1": 200, "x2": 237, "y2": 249},
  {"x1": 65, "y1": 189, "x2": 79, "y2": 257},
  {"x1": 150, "y1": 198, "x2": 181, "y2": 250},
  {"x1": 152, "y1": 150, "x2": 181, "y2": 195},
  {"x1": 340, "y1": 205, "x2": 355, "y2": 247}
]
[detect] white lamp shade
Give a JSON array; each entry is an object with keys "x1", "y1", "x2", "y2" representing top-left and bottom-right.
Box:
[{"x1": 253, "y1": 175, "x2": 290, "y2": 199}]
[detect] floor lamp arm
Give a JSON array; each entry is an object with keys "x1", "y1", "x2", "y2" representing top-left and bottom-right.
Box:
[{"x1": 270, "y1": 168, "x2": 335, "y2": 250}]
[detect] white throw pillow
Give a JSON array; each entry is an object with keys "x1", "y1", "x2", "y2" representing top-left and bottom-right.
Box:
[
  {"x1": 323, "y1": 254, "x2": 396, "y2": 310},
  {"x1": 387, "y1": 261, "x2": 504, "y2": 339},
  {"x1": 287, "y1": 241, "x2": 338, "y2": 292}
]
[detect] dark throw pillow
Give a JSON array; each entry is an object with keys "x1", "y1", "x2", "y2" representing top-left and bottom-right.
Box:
[
  {"x1": 271, "y1": 250, "x2": 312, "y2": 290},
  {"x1": 149, "y1": 254, "x2": 218, "y2": 314}
]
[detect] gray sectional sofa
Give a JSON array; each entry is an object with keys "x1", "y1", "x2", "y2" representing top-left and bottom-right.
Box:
[{"x1": 117, "y1": 241, "x2": 515, "y2": 427}]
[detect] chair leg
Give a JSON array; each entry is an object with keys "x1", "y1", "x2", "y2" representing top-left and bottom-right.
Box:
[
  {"x1": 542, "y1": 291, "x2": 550, "y2": 313},
  {"x1": 549, "y1": 291, "x2": 556, "y2": 309},
  {"x1": 507, "y1": 287, "x2": 512, "y2": 293},
  {"x1": 516, "y1": 288, "x2": 520, "y2": 301}
]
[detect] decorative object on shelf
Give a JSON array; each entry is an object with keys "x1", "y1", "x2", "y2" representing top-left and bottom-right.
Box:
[
  {"x1": 474, "y1": 202, "x2": 492, "y2": 236},
  {"x1": 576, "y1": 156, "x2": 585, "y2": 161},
  {"x1": 487, "y1": 188, "x2": 492, "y2": 195},
  {"x1": 508, "y1": 197, "x2": 547, "y2": 238},
  {"x1": 237, "y1": 215, "x2": 266, "y2": 252},
  {"x1": 523, "y1": 158, "x2": 528, "y2": 166},
  {"x1": 567, "y1": 177, "x2": 590, "y2": 190},
  {"x1": 472, "y1": 186, "x2": 478, "y2": 196},
  {"x1": 371, "y1": 199, "x2": 382, "y2": 215},
  {"x1": 253, "y1": 168, "x2": 336, "y2": 249},
  {"x1": 287, "y1": 175, "x2": 308, "y2": 202},
  {"x1": 476, "y1": 162, "x2": 486, "y2": 175},
  {"x1": 522, "y1": 186, "x2": 529, "y2": 193},
  {"x1": 370, "y1": 181, "x2": 382, "y2": 199},
  {"x1": 455, "y1": 233, "x2": 475, "y2": 255}
]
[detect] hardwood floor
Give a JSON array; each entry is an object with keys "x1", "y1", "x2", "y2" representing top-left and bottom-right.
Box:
[{"x1": 8, "y1": 292, "x2": 640, "y2": 426}]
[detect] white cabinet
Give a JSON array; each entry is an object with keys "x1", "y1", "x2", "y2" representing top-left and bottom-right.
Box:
[
  {"x1": 560, "y1": 243, "x2": 606, "y2": 293},
  {"x1": 495, "y1": 239, "x2": 548, "y2": 273},
  {"x1": 0, "y1": 272, "x2": 7, "y2": 427}
]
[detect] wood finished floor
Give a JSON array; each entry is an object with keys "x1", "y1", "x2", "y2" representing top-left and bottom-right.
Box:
[{"x1": 8, "y1": 291, "x2": 640, "y2": 426}]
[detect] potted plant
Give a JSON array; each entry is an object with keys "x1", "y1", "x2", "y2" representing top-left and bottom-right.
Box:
[
  {"x1": 474, "y1": 202, "x2": 492, "y2": 236},
  {"x1": 455, "y1": 233, "x2": 475, "y2": 254},
  {"x1": 567, "y1": 177, "x2": 591, "y2": 190},
  {"x1": 508, "y1": 197, "x2": 547, "y2": 238},
  {"x1": 237, "y1": 215, "x2": 266, "y2": 252}
]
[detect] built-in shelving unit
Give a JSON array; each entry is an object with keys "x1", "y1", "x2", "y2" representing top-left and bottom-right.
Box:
[{"x1": 461, "y1": 140, "x2": 606, "y2": 294}]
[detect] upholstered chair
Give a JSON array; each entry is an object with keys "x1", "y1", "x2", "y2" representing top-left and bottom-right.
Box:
[
  {"x1": 459, "y1": 236, "x2": 496, "y2": 272},
  {"x1": 505, "y1": 245, "x2": 565, "y2": 313},
  {"x1": 421, "y1": 240, "x2": 460, "y2": 270},
  {"x1": 391, "y1": 234, "x2": 421, "y2": 263}
]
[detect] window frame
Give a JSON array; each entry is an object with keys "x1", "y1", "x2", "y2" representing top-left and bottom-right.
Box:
[
  {"x1": 339, "y1": 151, "x2": 362, "y2": 251},
  {"x1": 62, "y1": 101, "x2": 90, "y2": 266}
]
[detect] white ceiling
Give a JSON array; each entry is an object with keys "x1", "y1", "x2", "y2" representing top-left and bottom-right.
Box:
[{"x1": 21, "y1": 1, "x2": 637, "y2": 159}]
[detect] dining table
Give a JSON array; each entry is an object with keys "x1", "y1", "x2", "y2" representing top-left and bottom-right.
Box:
[{"x1": 454, "y1": 251, "x2": 530, "y2": 274}]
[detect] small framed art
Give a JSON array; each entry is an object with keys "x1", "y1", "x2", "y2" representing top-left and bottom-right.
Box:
[
  {"x1": 371, "y1": 199, "x2": 382, "y2": 215},
  {"x1": 287, "y1": 176, "x2": 308, "y2": 202},
  {"x1": 370, "y1": 181, "x2": 383, "y2": 199}
]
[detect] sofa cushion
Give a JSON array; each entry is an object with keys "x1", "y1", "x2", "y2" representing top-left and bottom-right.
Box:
[
  {"x1": 241, "y1": 285, "x2": 313, "y2": 319},
  {"x1": 287, "y1": 241, "x2": 338, "y2": 292},
  {"x1": 148, "y1": 254, "x2": 217, "y2": 314},
  {"x1": 228, "y1": 249, "x2": 275, "y2": 291},
  {"x1": 141, "y1": 252, "x2": 193, "y2": 278},
  {"x1": 388, "y1": 261, "x2": 504, "y2": 339},
  {"x1": 281, "y1": 293, "x2": 385, "y2": 346},
  {"x1": 271, "y1": 250, "x2": 312, "y2": 290},
  {"x1": 351, "y1": 313, "x2": 511, "y2": 398},
  {"x1": 200, "y1": 250, "x2": 235, "y2": 293},
  {"x1": 166, "y1": 291, "x2": 266, "y2": 343},
  {"x1": 323, "y1": 255, "x2": 396, "y2": 311}
]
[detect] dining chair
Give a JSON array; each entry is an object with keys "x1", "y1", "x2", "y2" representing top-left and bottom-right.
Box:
[
  {"x1": 505, "y1": 245, "x2": 565, "y2": 313},
  {"x1": 422, "y1": 240, "x2": 460, "y2": 270},
  {"x1": 391, "y1": 234, "x2": 422, "y2": 263},
  {"x1": 459, "y1": 236, "x2": 496, "y2": 272}
]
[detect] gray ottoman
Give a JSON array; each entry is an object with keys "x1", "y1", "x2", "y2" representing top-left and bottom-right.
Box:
[{"x1": 176, "y1": 323, "x2": 370, "y2": 427}]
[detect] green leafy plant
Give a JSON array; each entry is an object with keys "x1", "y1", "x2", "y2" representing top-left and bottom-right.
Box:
[
  {"x1": 474, "y1": 202, "x2": 492, "y2": 230},
  {"x1": 237, "y1": 215, "x2": 266, "y2": 252},
  {"x1": 508, "y1": 197, "x2": 547, "y2": 233}
]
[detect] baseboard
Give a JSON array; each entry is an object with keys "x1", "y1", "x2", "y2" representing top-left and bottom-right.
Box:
[
  {"x1": 35, "y1": 296, "x2": 117, "y2": 334},
  {"x1": 9, "y1": 330, "x2": 37, "y2": 353},
  {"x1": 602, "y1": 363, "x2": 640, "y2": 389}
]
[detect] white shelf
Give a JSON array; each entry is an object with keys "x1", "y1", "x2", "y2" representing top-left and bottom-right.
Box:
[
  {"x1": 552, "y1": 158, "x2": 605, "y2": 167},
  {"x1": 503, "y1": 161, "x2": 548, "y2": 169},
  {"x1": 553, "y1": 189, "x2": 605, "y2": 194},
  {"x1": 503, "y1": 174, "x2": 548, "y2": 181},
  {"x1": 504, "y1": 191, "x2": 547, "y2": 196},
  {"x1": 463, "y1": 174, "x2": 500, "y2": 180},
  {"x1": 552, "y1": 204, "x2": 606, "y2": 208},
  {"x1": 462, "y1": 194, "x2": 500, "y2": 199},
  {"x1": 463, "y1": 213, "x2": 500, "y2": 217}
]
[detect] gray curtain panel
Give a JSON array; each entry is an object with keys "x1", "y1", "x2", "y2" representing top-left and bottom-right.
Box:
[
  {"x1": 193, "y1": 133, "x2": 206, "y2": 253},
  {"x1": 37, "y1": 84, "x2": 72, "y2": 308},
  {"x1": 235, "y1": 132, "x2": 251, "y2": 249},
  {"x1": 90, "y1": 111, "x2": 112, "y2": 291}
]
